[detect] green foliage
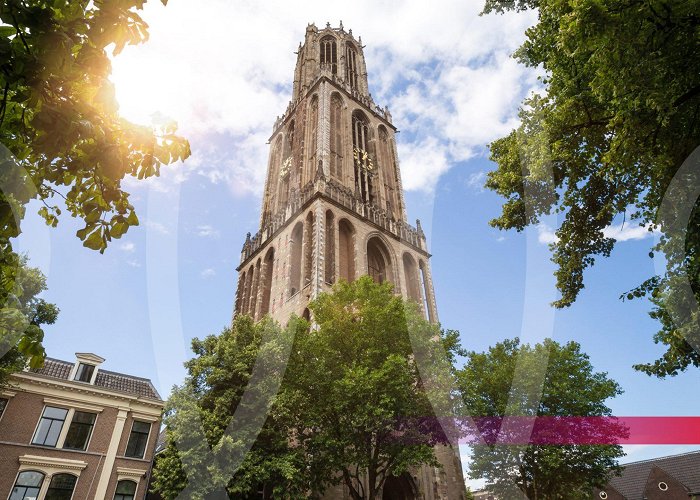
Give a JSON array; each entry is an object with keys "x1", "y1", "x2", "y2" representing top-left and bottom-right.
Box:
[
  {"x1": 0, "y1": 0, "x2": 189, "y2": 370},
  {"x1": 458, "y1": 338, "x2": 625, "y2": 499},
  {"x1": 154, "y1": 278, "x2": 463, "y2": 499},
  {"x1": 0, "y1": 255, "x2": 58, "y2": 386},
  {"x1": 482, "y1": 0, "x2": 700, "y2": 376},
  {"x1": 284, "y1": 277, "x2": 461, "y2": 500},
  {"x1": 151, "y1": 316, "x2": 308, "y2": 499}
]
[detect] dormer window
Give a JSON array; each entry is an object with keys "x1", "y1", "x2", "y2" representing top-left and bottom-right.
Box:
[
  {"x1": 74, "y1": 363, "x2": 95, "y2": 383},
  {"x1": 70, "y1": 353, "x2": 105, "y2": 385}
]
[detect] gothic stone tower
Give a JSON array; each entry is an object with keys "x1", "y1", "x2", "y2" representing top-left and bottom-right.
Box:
[{"x1": 234, "y1": 22, "x2": 466, "y2": 500}]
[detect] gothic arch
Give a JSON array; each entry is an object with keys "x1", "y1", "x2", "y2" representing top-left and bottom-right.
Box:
[
  {"x1": 402, "y1": 252, "x2": 420, "y2": 303},
  {"x1": 250, "y1": 258, "x2": 261, "y2": 317},
  {"x1": 259, "y1": 247, "x2": 275, "y2": 317},
  {"x1": 289, "y1": 221, "x2": 303, "y2": 296},
  {"x1": 338, "y1": 218, "x2": 355, "y2": 282},
  {"x1": 352, "y1": 110, "x2": 374, "y2": 203},
  {"x1": 345, "y1": 41, "x2": 359, "y2": 89},
  {"x1": 418, "y1": 259, "x2": 435, "y2": 322},
  {"x1": 320, "y1": 35, "x2": 338, "y2": 74},
  {"x1": 366, "y1": 235, "x2": 395, "y2": 286},
  {"x1": 303, "y1": 211, "x2": 314, "y2": 288},
  {"x1": 330, "y1": 93, "x2": 345, "y2": 181},
  {"x1": 243, "y1": 265, "x2": 254, "y2": 315},
  {"x1": 325, "y1": 210, "x2": 335, "y2": 284},
  {"x1": 307, "y1": 95, "x2": 319, "y2": 182},
  {"x1": 382, "y1": 473, "x2": 418, "y2": 500},
  {"x1": 378, "y1": 125, "x2": 398, "y2": 216}
]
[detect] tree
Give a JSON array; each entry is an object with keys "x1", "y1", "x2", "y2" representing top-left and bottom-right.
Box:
[
  {"x1": 153, "y1": 278, "x2": 463, "y2": 499},
  {"x1": 482, "y1": 0, "x2": 700, "y2": 376},
  {"x1": 285, "y1": 277, "x2": 461, "y2": 500},
  {"x1": 0, "y1": 255, "x2": 58, "y2": 386},
  {"x1": 457, "y1": 338, "x2": 625, "y2": 499},
  {"x1": 0, "y1": 0, "x2": 189, "y2": 366},
  {"x1": 151, "y1": 316, "x2": 308, "y2": 499}
]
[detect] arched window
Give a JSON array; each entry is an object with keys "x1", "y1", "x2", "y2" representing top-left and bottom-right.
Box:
[
  {"x1": 303, "y1": 211, "x2": 314, "y2": 287},
  {"x1": 45, "y1": 473, "x2": 77, "y2": 500},
  {"x1": 302, "y1": 308, "x2": 311, "y2": 321},
  {"x1": 289, "y1": 222, "x2": 303, "y2": 296},
  {"x1": 378, "y1": 126, "x2": 397, "y2": 215},
  {"x1": 265, "y1": 136, "x2": 284, "y2": 218},
  {"x1": 308, "y1": 95, "x2": 319, "y2": 179},
  {"x1": 419, "y1": 261, "x2": 435, "y2": 322},
  {"x1": 402, "y1": 253, "x2": 420, "y2": 303},
  {"x1": 325, "y1": 211, "x2": 335, "y2": 284},
  {"x1": 330, "y1": 94, "x2": 344, "y2": 180},
  {"x1": 345, "y1": 42, "x2": 359, "y2": 89},
  {"x1": 352, "y1": 111, "x2": 373, "y2": 203},
  {"x1": 242, "y1": 266, "x2": 254, "y2": 316},
  {"x1": 235, "y1": 270, "x2": 246, "y2": 315},
  {"x1": 367, "y1": 237, "x2": 393, "y2": 285},
  {"x1": 320, "y1": 36, "x2": 337, "y2": 74},
  {"x1": 250, "y1": 259, "x2": 261, "y2": 318},
  {"x1": 279, "y1": 123, "x2": 294, "y2": 208},
  {"x1": 259, "y1": 248, "x2": 274, "y2": 317},
  {"x1": 10, "y1": 471, "x2": 44, "y2": 500},
  {"x1": 114, "y1": 480, "x2": 137, "y2": 500},
  {"x1": 339, "y1": 219, "x2": 355, "y2": 282}
]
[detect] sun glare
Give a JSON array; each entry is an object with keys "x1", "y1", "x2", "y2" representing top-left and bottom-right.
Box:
[{"x1": 110, "y1": 51, "x2": 184, "y2": 128}]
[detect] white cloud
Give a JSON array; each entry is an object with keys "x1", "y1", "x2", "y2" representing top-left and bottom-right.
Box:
[
  {"x1": 120, "y1": 241, "x2": 135, "y2": 253},
  {"x1": 537, "y1": 222, "x2": 657, "y2": 246},
  {"x1": 537, "y1": 223, "x2": 559, "y2": 245},
  {"x1": 126, "y1": 259, "x2": 141, "y2": 268},
  {"x1": 603, "y1": 223, "x2": 656, "y2": 242},
  {"x1": 109, "y1": 0, "x2": 539, "y2": 196},
  {"x1": 146, "y1": 221, "x2": 170, "y2": 235},
  {"x1": 201, "y1": 268, "x2": 216, "y2": 279},
  {"x1": 466, "y1": 171, "x2": 487, "y2": 193},
  {"x1": 197, "y1": 225, "x2": 220, "y2": 238}
]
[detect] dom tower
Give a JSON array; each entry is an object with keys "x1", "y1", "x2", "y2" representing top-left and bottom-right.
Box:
[{"x1": 234, "y1": 23, "x2": 466, "y2": 499}]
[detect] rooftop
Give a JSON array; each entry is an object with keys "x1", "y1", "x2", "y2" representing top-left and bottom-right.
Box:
[{"x1": 29, "y1": 357, "x2": 162, "y2": 401}]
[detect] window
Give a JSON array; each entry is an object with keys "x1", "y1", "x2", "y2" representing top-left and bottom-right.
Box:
[
  {"x1": 10, "y1": 471, "x2": 44, "y2": 500},
  {"x1": 32, "y1": 407, "x2": 68, "y2": 447},
  {"x1": 114, "y1": 480, "x2": 137, "y2": 500},
  {"x1": 320, "y1": 36, "x2": 337, "y2": 74},
  {"x1": 658, "y1": 481, "x2": 669, "y2": 491},
  {"x1": 73, "y1": 363, "x2": 94, "y2": 383},
  {"x1": 63, "y1": 411, "x2": 96, "y2": 450},
  {"x1": 44, "y1": 474, "x2": 77, "y2": 500},
  {"x1": 345, "y1": 42, "x2": 359, "y2": 89},
  {"x1": 125, "y1": 421, "x2": 151, "y2": 458},
  {"x1": 0, "y1": 397, "x2": 8, "y2": 418}
]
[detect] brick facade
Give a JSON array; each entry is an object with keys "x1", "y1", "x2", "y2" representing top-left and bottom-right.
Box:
[{"x1": 0, "y1": 354, "x2": 163, "y2": 499}]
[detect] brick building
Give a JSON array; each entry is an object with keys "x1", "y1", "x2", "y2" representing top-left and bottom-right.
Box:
[
  {"x1": 233, "y1": 22, "x2": 466, "y2": 500},
  {"x1": 0, "y1": 352, "x2": 163, "y2": 499}
]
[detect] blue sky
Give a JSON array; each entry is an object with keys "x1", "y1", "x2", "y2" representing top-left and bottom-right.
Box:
[{"x1": 13, "y1": 0, "x2": 699, "y2": 487}]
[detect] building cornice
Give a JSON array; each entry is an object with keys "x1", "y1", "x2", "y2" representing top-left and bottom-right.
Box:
[
  {"x1": 9, "y1": 372, "x2": 164, "y2": 412},
  {"x1": 19, "y1": 454, "x2": 88, "y2": 471}
]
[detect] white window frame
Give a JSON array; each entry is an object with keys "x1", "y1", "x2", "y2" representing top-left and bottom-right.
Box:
[
  {"x1": 16, "y1": 455, "x2": 87, "y2": 500},
  {"x1": 123, "y1": 419, "x2": 153, "y2": 460},
  {"x1": 31, "y1": 402, "x2": 101, "y2": 451}
]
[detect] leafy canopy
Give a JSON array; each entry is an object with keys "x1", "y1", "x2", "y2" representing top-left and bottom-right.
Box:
[
  {"x1": 154, "y1": 277, "x2": 464, "y2": 499},
  {"x1": 285, "y1": 277, "x2": 462, "y2": 500},
  {"x1": 151, "y1": 316, "x2": 309, "y2": 499},
  {"x1": 482, "y1": 0, "x2": 700, "y2": 377},
  {"x1": 458, "y1": 338, "x2": 625, "y2": 499},
  {"x1": 0, "y1": 0, "x2": 189, "y2": 366},
  {"x1": 0, "y1": 255, "x2": 58, "y2": 386}
]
